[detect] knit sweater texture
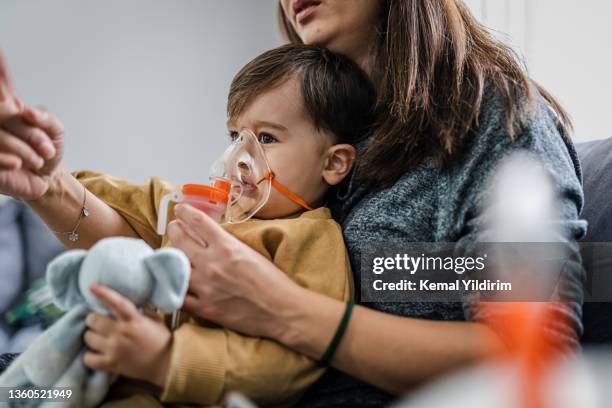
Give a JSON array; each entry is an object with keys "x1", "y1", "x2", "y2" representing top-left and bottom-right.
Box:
[{"x1": 298, "y1": 86, "x2": 587, "y2": 408}]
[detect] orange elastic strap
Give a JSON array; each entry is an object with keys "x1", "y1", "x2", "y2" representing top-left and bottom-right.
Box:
[{"x1": 262, "y1": 171, "x2": 314, "y2": 211}]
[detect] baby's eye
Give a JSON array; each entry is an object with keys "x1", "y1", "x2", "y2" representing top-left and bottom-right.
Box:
[
  {"x1": 228, "y1": 131, "x2": 239, "y2": 142},
  {"x1": 258, "y1": 132, "x2": 277, "y2": 144}
]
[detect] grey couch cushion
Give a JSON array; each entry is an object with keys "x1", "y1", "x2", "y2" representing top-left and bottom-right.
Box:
[
  {"x1": 576, "y1": 138, "x2": 612, "y2": 242},
  {"x1": 576, "y1": 137, "x2": 612, "y2": 344},
  {"x1": 0, "y1": 199, "x2": 65, "y2": 352},
  {"x1": 0, "y1": 200, "x2": 25, "y2": 314}
]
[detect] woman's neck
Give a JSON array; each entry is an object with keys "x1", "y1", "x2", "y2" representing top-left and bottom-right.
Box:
[{"x1": 341, "y1": 36, "x2": 378, "y2": 90}]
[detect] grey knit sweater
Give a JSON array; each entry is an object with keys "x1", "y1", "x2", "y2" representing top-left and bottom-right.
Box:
[{"x1": 298, "y1": 86, "x2": 587, "y2": 407}]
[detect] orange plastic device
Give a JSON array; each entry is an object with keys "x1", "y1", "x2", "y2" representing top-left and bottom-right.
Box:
[{"x1": 156, "y1": 178, "x2": 231, "y2": 235}]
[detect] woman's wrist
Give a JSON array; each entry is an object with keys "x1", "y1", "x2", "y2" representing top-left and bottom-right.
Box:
[{"x1": 271, "y1": 284, "x2": 347, "y2": 361}]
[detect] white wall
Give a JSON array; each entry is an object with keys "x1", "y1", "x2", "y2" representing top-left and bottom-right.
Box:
[
  {"x1": 466, "y1": 0, "x2": 612, "y2": 142},
  {"x1": 0, "y1": 0, "x2": 281, "y2": 184},
  {"x1": 1, "y1": 1, "x2": 609, "y2": 186}
]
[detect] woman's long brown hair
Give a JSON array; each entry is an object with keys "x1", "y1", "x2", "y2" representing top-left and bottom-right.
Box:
[{"x1": 278, "y1": 0, "x2": 572, "y2": 188}]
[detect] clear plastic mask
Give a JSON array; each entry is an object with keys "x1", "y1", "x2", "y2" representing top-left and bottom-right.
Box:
[{"x1": 211, "y1": 129, "x2": 273, "y2": 224}]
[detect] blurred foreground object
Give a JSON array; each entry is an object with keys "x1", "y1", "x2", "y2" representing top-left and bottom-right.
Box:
[
  {"x1": 0, "y1": 197, "x2": 65, "y2": 353},
  {"x1": 396, "y1": 152, "x2": 592, "y2": 408}
]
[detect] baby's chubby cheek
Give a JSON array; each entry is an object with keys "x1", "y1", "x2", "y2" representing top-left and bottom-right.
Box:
[
  {"x1": 258, "y1": 144, "x2": 324, "y2": 217},
  {"x1": 257, "y1": 188, "x2": 301, "y2": 219}
]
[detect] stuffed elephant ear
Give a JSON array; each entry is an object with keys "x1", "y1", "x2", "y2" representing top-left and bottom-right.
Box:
[
  {"x1": 143, "y1": 248, "x2": 190, "y2": 313},
  {"x1": 47, "y1": 250, "x2": 88, "y2": 311}
]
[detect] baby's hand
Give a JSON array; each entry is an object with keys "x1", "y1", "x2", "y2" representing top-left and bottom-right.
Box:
[{"x1": 83, "y1": 284, "x2": 172, "y2": 388}]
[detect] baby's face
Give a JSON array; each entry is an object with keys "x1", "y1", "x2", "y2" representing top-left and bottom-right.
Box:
[{"x1": 227, "y1": 77, "x2": 334, "y2": 219}]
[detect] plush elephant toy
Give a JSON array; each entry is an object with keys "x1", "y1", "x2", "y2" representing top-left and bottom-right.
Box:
[{"x1": 0, "y1": 237, "x2": 191, "y2": 407}]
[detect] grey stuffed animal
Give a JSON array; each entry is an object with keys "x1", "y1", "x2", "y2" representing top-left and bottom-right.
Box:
[{"x1": 0, "y1": 237, "x2": 191, "y2": 407}]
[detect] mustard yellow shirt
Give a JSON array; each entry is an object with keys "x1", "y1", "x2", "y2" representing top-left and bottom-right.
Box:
[{"x1": 73, "y1": 171, "x2": 353, "y2": 407}]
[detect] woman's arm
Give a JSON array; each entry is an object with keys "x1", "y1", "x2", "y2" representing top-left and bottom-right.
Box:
[
  {"x1": 168, "y1": 204, "x2": 505, "y2": 396},
  {"x1": 2, "y1": 107, "x2": 181, "y2": 250},
  {"x1": 0, "y1": 108, "x2": 138, "y2": 249},
  {"x1": 28, "y1": 167, "x2": 138, "y2": 249},
  {"x1": 0, "y1": 54, "x2": 137, "y2": 248},
  {"x1": 275, "y1": 286, "x2": 504, "y2": 394}
]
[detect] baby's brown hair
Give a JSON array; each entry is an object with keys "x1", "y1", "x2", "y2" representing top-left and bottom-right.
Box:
[{"x1": 228, "y1": 44, "x2": 376, "y2": 145}]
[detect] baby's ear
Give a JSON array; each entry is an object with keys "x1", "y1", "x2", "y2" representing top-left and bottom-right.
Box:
[
  {"x1": 46, "y1": 250, "x2": 88, "y2": 310},
  {"x1": 322, "y1": 144, "x2": 357, "y2": 186},
  {"x1": 143, "y1": 248, "x2": 190, "y2": 313}
]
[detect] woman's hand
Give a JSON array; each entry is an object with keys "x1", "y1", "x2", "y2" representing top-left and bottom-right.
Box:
[
  {"x1": 0, "y1": 52, "x2": 22, "y2": 122},
  {"x1": 0, "y1": 52, "x2": 65, "y2": 200},
  {"x1": 83, "y1": 284, "x2": 172, "y2": 388},
  {"x1": 167, "y1": 204, "x2": 505, "y2": 395},
  {"x1": 167, "y1": 203, "x2": 302, "y2": 340}
]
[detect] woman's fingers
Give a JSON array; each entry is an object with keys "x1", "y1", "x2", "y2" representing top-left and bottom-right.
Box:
[
  {"x1": 0, "y1": 82, "x2": 11, "y2": 102},
  {"x1": 1, "y1": 115, "x2": 56, "y2": 160},
  {"x1": 167, "y1": 220, "x2": 211, "y2": 264},
  {"x1": 83, "y1": 330, "x2": 107, "y2": 353},
  {"x1": 22, "y1": 106, "x2": 64, "y2": 143},
  {"x1": 0, "y1": 127, "x2": 44, "y2": 169},
  {"x1": 0, "y1": 52, "x2": 16, "y2": 96},
  {"x1": 0, "y1": 83, "x2": 21, "y2": 121},
  {"x1": 175, "y1": 218, "x2": 208, "y2": 247},
  {"x1": 182, "y1": 294, "x2": 201, "y2": 313},
  {"x1": 90, "y1": 284, "x2": 137, "y2": 321},
  {"x1": 174, "y1": 204, "x2": 229, "y2": 245},
  {"x1": 0, "y1": 152, "x2": 21, "y2": 169},
  {"x1": 0, "y1": 52, "x2": 23, "y2": 121}
]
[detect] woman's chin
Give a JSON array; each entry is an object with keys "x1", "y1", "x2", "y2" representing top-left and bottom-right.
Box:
[
  {"x1": 298, "y1": 26, "x2": 335, "y2": 47},
  {"x1": 302, "y1": 34, "x2": 351, "y2": 58}
]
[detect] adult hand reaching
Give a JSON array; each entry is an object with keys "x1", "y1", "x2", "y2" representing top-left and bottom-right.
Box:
[
  {"x1": 167, "y1": 203, "x2": 303, "y2": 341},
  {"x1": 0, "y1": 52, "x2": 22, "y2": 122},
  {"x1": 167, "y1": 204, "x2": 506, "y2": 396},
  {"x1": 0, "y1": 51, "x2": 65, "y2": 200}
]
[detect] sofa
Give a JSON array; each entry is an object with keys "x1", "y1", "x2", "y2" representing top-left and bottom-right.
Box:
[
  {"x1": 576, "y1": 137, "x2": 612, "y2": 344},
  {"x1": 0, "y1": 198, "x2": 65, "y2": 352}
]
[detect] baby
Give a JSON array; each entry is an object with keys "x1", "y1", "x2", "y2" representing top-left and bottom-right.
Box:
[{"x1": 75, "y1": 44, "x2": 376, "y2": 407}]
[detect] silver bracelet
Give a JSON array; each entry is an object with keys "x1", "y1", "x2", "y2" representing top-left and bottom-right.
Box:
[{"x1": 52, "y1": 184, "x2": 90, "y2": 242}]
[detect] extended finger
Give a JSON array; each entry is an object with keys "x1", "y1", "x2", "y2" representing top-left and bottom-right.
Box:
[
  {"x1": 83, "y1": 330, "x2": 108, "y2": 353},
  {"x1": 0, "y1": 127, "x2": 44, "y2": 169},
  {"x1": 0, "y1": 152, "x2": 21, "y2": 169},
  {"x1": 90, "y1": 284, "x2": 137, "y2": 321},
  {"x1": 0, "y1": 81, "x2": 12, "y2": 103},
  {"x1": 0, "y1": 53, "x2": 22, "y2": 119},
  {"x1": 0, "y1": 93, "x2": 22, "y2": 121},
  {"x1": 2, "y1": 115, "x2": 56, "y2": 159},
  {"x1": 0, "y1": 52, "x2": 16, "y2": 95}
]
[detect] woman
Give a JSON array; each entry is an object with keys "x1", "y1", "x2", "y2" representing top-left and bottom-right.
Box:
[{"x1": 0, "y1": 1, "x2": 586, "y2": 407}]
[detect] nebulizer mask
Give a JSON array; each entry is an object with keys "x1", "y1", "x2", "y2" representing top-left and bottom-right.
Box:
[{"x1": 157, "y1": 129, "x2": 313, "y2": 235}]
